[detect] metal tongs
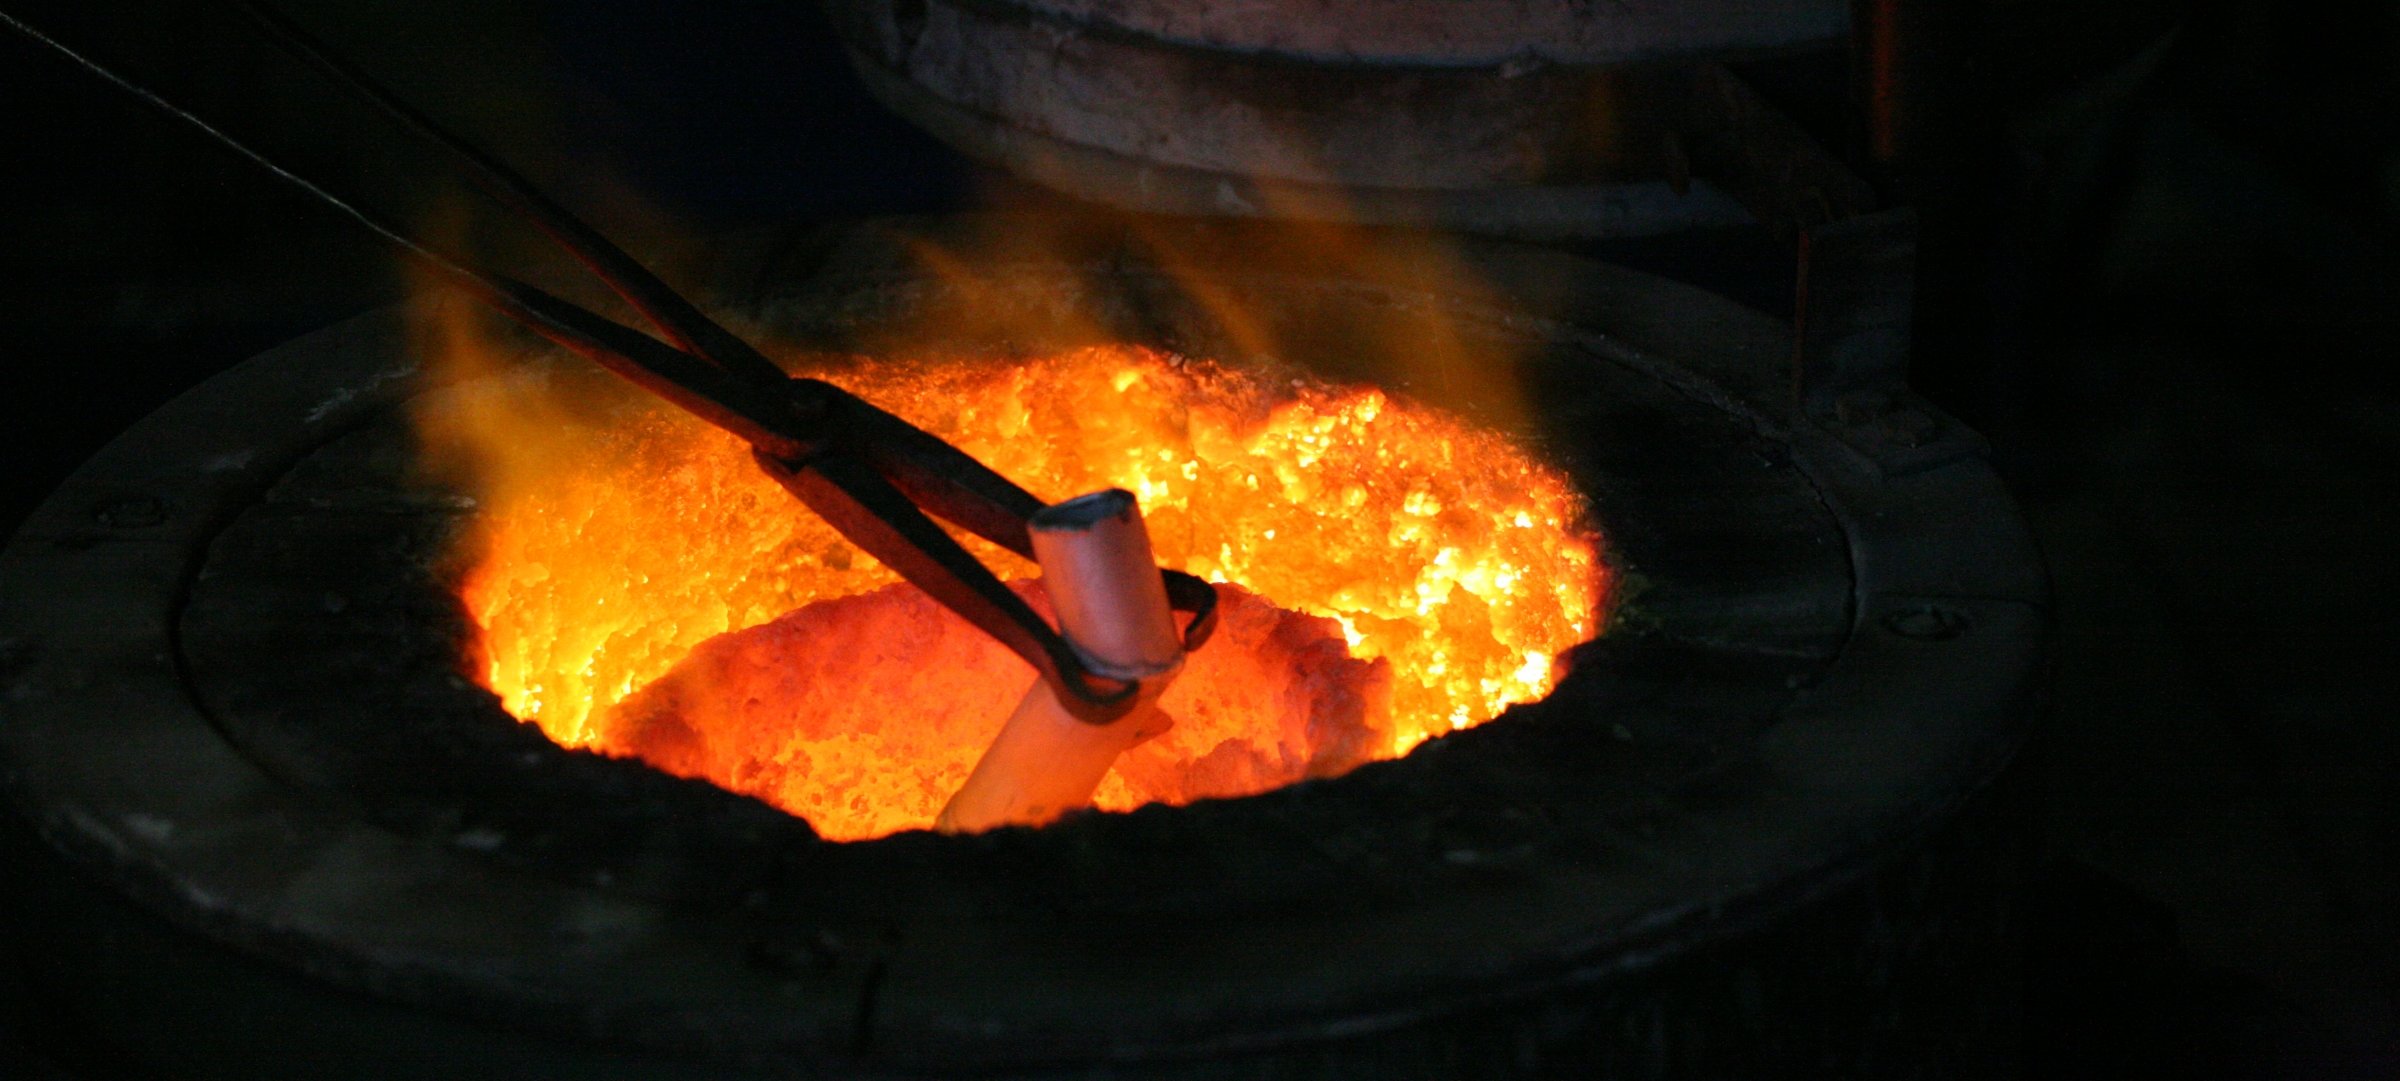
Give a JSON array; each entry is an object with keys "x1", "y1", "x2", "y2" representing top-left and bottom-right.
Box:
[{"x1": 1, "y1": 1, "x2": 1218, "y2": 725}]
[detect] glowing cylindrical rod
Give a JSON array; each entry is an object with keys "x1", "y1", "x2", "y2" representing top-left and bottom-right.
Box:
[{"x1": 936, "y1": 489, "x2": 1182, "y2": 833}]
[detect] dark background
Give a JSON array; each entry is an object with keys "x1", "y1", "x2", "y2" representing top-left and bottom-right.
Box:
[{"x1": 1, "y1": 1, "x2": 2394, "y2": 1077}]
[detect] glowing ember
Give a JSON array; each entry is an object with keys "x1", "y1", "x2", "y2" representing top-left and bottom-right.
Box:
[{"x1": 440, "y1": 344, "x2": 1604, "y2": 839}]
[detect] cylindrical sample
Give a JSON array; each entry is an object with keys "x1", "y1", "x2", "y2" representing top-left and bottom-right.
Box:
[
  {"x1": 1028, "y1": 489, "x2": 1183, "y2": 679},
  {"x1": 937, "y1": 489, "x2": 1184, "y2": 833},
  {"x1": 933, "y1": 684, "x2": 1172, "y2": 834}
]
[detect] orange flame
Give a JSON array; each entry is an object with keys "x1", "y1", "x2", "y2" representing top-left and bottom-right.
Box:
[{"x1": 417, "y1": 224, "x2": 1607, "y2": 841}]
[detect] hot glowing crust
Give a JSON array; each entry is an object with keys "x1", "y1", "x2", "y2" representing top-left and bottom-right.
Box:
[
  {"x1": 445, "y1": 345, "x2": 1604, "y2": 839},
  {"x1": 602, "y1": 579, "x2": 1389, "y2": 840}
]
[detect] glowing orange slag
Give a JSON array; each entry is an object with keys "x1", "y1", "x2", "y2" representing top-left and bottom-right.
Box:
[{"x1": 445, "y1": 344, "x2": 1604, "y2": 839}]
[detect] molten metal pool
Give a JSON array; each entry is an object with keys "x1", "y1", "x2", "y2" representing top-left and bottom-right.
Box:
[{"x1": 429, "y1": 344, "x2": 1604, "y2": 840}]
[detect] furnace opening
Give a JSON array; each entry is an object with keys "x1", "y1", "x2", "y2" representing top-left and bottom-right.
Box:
[{"x1": 424, "y1": 336, "x2": 1603, "y2": 841}]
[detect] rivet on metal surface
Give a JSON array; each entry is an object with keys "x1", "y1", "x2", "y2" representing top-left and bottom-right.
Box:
[
  {"x1": 93, "y1": 497, "x2": 167, "y2": 529},
  {"x1": 1881, "y1": 604, "x2": 1972, "y2": 641}
]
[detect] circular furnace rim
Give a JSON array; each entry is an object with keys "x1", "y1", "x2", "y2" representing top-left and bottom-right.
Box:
[{"x1": 0, "y1": 236, "x2": 2044, "y2": 1075}]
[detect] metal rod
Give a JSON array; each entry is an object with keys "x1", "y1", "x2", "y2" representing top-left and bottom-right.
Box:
[
  {"x1": 938, "y1": 490, "x2": 1185, "y2": 832},
  {"x1": 1026, "y1": 490, "x2": 1183, "y2": 680}
]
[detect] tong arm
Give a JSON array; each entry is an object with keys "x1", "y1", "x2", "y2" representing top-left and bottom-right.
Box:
[{"x1": 758, "y1": 379, "x2": 1218, "y2": 724}]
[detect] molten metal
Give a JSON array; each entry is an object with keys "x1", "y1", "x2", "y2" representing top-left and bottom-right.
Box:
[{"x1": 439, "y1": 344, "x2": 1604, "y2": 841}]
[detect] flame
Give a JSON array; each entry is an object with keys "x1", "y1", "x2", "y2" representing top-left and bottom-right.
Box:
[{"x1": 416, "y1": 211, "x2": 1607, "y2": 840}]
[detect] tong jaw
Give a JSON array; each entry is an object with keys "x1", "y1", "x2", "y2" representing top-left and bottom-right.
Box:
[{"x1": 753, "y1": 378, "x2": 1218, "y2": 724}]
